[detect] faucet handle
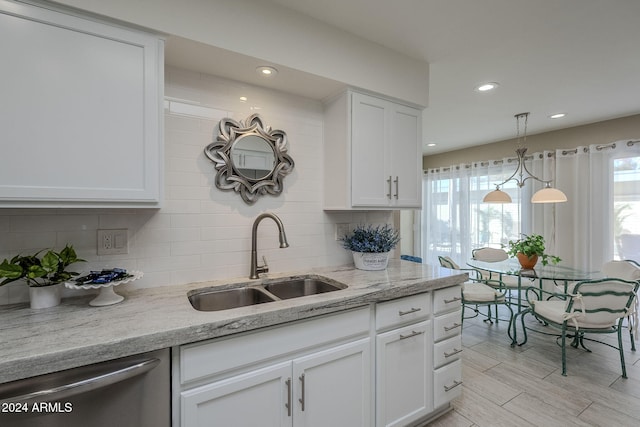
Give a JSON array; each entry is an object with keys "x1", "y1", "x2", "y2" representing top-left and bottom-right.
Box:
[{"x1": 257, "y1": 256, "x2": 269, "y2": 274}]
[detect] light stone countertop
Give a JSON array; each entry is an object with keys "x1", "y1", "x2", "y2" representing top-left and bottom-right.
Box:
[{"x1": 0, "y1": 260, "x2": 466, "y2": 384}]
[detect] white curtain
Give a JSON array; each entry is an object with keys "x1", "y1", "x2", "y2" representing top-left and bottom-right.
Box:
[
  {"x1": 422, "y1": 158, "x2": 524, "y2": 266},
  {"x1": 552, "y1": 141, "x2": 640, "y2": 270},
  {"x1": 422, "y1": 140, "x2": 640, "y2": 271}
]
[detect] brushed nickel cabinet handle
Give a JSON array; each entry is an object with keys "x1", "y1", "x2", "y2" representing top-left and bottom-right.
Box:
[
  {"x1": 444, "y1": 380, "x2": 463, "y2": 392},
  {"x1": 394, "y1": 176, "x2": 399, "y2": 199},
  {"x1": 299, "y1": 373, "x2": 305, "y2": 411},
  {"x1": 398, "y1": 307, "x2": 421, "y2": 316},
  {"x1": 399, "y1": 330, "x2": 424, "y2": 340},
  {"x1": 285, "y1": 378, "x2": 292, "y2": 417},
  {"x1": 387, "y1": 176, "x2": 392, "y2": 199},
  {"x1": 444, "y1": 348, "x2": 463, "y2": 358},
  {"x1": 444, "y1": 322, "x2": 462, "y2": 332},
  {"x1": 443, "y1": 296, "x2": 462, "y2": 304}
]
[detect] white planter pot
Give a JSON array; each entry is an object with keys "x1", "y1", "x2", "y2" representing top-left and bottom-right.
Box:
[
  {"x1": 29, "y1": 284, "x2": 62, "y2": 309},
  {"x1": 352, "y1": 251, "x2": 390, "y2": 271}
]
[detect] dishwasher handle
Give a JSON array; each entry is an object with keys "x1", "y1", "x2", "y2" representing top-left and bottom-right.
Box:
[{"x1": 0, "y1": 357, "x2": 160, "y2": 405}]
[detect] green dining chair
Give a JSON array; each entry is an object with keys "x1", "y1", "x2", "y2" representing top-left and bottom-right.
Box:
[
  {"x1": 438, "y1": 256, "x2": 513, "y2": 331},
  {"x1": 601, "y1": 259, "x2": 640, "y2": 350},
  {"x1": 518, "y1": 278, "x2": 639, "y2": 377}
]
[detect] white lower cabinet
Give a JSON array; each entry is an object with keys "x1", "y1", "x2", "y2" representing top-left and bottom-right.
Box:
[
  {"x1": 376, "y1": 321, "x2": 433, "y2": 427},
  {"x1": 176, "y1": 286, "x2": 465, "y2": 427},
  {"x1": 176, "y1": 308, "x2": 371, "y2": 427},
  {"x1": 181, "y1": 339, "x2": 370, "y2": 427}
]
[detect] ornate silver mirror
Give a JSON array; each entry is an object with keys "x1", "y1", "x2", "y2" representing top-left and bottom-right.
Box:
[{"x1": 204, "y1": 114, "x2": 294, "y2": 204}]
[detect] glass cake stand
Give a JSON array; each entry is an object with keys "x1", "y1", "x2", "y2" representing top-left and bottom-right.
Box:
[{"x1": 66, "y1": 271, "x2": 143, "y2": 306}]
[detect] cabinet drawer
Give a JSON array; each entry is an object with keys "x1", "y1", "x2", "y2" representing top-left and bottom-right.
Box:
[
  {"x1": 376, "y1": 293, "x2": 431, "y2": 331},
  {"x1": 434, "y1": 359, "x2": 462, "y2": 409},
  {"x1": 433, "y1": 285, "x2": 462, "y2": 315},
  {"x1": 433, "y1": 310, "x2": 462, "y2": 342},
  {"x1": 433, "y1": 335, "x2": 463, "y2": 369}
]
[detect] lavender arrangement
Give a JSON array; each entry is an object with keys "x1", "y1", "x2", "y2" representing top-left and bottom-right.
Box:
[{"x1": 341, "y1": 225, "x2": 400, "y2": 253}]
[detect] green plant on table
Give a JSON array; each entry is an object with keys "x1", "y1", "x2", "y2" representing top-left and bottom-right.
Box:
[
  {"x1": 504, "y1": 234, "x2": 561, "y2": 266},
  {"x1": 0, "y1": 244, "x2": 85, "y2": 287}
]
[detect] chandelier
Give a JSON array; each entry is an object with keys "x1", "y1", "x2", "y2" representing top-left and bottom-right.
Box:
[{"x1": 483, "y1": 112, "x2": 567, "y2": 204}]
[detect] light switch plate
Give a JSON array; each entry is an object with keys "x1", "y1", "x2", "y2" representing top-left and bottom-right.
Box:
[{"x1": 97, "y1": 229, "x2": 128, "y2": 255}]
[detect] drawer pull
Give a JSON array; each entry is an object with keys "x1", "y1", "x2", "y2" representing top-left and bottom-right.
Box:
[
  {"x1": 399, "y1": 330, "x2": 424, "y2": 340},
  {"x1": 444, "y1": 322, "x2": 462, "y2": 332},
  {"x1": 398, "y1": 307, "x2": 422, "y2": 316},
  {"x1": 444, "y1": 348, "x2": 463, "y2": 358},
  {"x1": 443, "y1": 296, "x2": 462, "y2": 304},
  {"x1": 444, "y1": 380, "x2": 463, "y2": 392}
]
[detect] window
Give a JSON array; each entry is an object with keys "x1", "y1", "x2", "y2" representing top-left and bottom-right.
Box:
[
  {"x1": 422, "y1": 166, "x2": 524, "y2": 266},
  {"x1": 613, "y1": 155, "x2": 640, "y2": 260}
]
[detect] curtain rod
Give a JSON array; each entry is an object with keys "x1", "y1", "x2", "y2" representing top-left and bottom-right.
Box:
[{"x1": 424, "y1": 139, "x2": 640, "y2": 174}]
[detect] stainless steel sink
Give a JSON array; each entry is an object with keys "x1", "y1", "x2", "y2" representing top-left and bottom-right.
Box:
[
  {"x1": 188, "y1": 275, "x2": 347, "y2": 311},
  {"x1": 188, "y1": 287, "x2": 275, "y2": 312},
  {"x1": 263, "y1": 276, "x2": 345, "y2": 300}
]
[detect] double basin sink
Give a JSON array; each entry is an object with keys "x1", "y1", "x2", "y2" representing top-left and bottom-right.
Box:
[{"x1": 188, "y1": 275, "x2": 346, "y2": 312}]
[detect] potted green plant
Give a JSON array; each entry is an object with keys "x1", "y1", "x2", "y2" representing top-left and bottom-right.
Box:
[
  {"x1": 504, "y1": 234, "x2": 561, "y2": 269},
  {"x1": 341, "y1": 225, "x2": 400, "y2": 270},
  {"x1": 0, "y1": 244, "x2": 85, "y2": 309}
]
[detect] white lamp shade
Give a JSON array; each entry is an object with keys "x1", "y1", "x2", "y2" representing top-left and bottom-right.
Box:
[
  {"x1": 531, "y1": 187, "x2": 567, "y2": 203},
  {"x1": 483, "y1": 189, "x2": 512, "y2": 203}
]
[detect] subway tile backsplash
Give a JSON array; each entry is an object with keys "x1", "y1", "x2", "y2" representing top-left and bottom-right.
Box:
[{"x1": 0, "y1": 67, "x2": 392, "y2": 305}]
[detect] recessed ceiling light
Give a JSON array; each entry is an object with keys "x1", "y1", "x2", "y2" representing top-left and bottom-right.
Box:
[
  {"x1": 256, "y1": 66, "x2": 278, "y2": 77},
  {"x1": 549, "y1": 113, "x2": 566, "y2": 119},
  {"x1": 475, "y1": 82, "x2": 499, "y2": 92},
  {"x1": 426, "y1": 143, "x2": 437, "y2": 147},
  {"x1": 239, "y1": 96, "x2": 248, "y2": 102}
]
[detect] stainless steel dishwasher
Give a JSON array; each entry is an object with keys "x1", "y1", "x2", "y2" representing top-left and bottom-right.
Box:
[{"x1": 0, "y1": 348, "x2": 170, "y2": 427}]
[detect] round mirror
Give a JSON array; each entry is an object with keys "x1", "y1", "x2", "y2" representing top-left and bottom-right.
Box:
[{"x1": 231, "y1": 135, "x2": 276, "y2": 181}]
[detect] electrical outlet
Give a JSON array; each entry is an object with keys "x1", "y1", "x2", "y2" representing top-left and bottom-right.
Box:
[
  {"x1": 97, "y1": 229, "x2": 128, "y2": 255},
  {"x1": 102, "y1": 233, "x2": 112, "y2": 250},
  {"x1": 335, "y1": 223, "x2": 350, "y2": 240}
]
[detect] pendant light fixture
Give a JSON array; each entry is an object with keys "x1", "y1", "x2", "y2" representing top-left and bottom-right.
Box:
[{"x1": 483, "y1": 112, "x2": 567, "y2": 204}]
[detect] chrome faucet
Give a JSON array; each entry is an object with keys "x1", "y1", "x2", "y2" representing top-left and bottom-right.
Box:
[{"x1": 250, "y1": 212, "x2": 289, "y2": 279}]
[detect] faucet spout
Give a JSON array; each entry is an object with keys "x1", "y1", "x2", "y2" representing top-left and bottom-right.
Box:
[{"x1": 250, "y1": 213, "x2": 289, "y2": 279}]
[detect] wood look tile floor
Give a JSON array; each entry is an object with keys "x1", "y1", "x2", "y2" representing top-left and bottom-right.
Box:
[{"x1": 428, "y1": 306, "x2": 640, "y2": 427}]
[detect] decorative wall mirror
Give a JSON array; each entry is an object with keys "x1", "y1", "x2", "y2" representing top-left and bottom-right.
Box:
[{"x1": 204, "y1": 114, "x2": 294, "y2": 204}]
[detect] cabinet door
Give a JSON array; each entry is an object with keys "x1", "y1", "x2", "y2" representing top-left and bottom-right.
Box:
[
  {"x1": 0, "y1": 1, "x2": 162, "y2": 207},
  {"x1": 376, "y1": 321, "x2": 433, "y2": 427},
  {"x1": 389, "y1": 104, "x2": 422, "y2": 207},
  {"x1": 292, "y1": 338, "x2": 371, "y2": 427},
  {"x1": 181, "y1": 362, "x2": 291, "y2": 427},
  {"x1": 351, "y1": 92, "x2": 389, "y2": 207}
]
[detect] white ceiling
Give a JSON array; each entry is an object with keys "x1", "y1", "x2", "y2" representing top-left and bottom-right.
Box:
[{"x1": 168, "y1": 0, "x2": 640, "y2": 155}]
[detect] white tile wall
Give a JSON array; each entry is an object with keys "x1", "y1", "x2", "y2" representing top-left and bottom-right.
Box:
[{"x1": 0, "y1": 67, "x2": 393, "y2": 305}]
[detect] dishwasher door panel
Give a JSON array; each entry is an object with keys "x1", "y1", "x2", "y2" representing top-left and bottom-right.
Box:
[{"x1": 0, "y1": 348, "x2": 170, "y2": 427}]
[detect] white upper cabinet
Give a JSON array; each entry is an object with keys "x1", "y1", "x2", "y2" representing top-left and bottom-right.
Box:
[
  {"x1": 0, "y1": 0, "x2": 163, "y2": 207},
  {"x1": 324, "y1": 90, "x2": 422, "y2": 210}
]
